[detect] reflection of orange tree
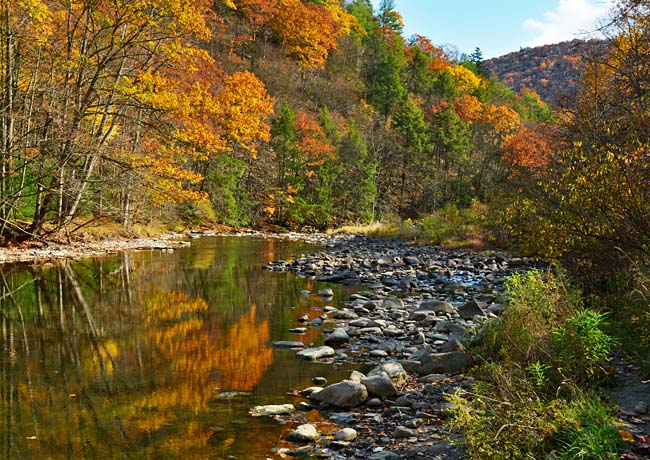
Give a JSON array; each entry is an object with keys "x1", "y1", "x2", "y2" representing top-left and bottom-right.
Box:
[
  {"x1": 212, "y1": 304, "x2": 272, "y2": 391},
  {"x1": 130, "y1": 292, "x2": 273, "y2": 432}
]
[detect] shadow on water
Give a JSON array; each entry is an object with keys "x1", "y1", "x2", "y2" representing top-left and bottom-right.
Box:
[{"x1": 0, "y1": 236, "x2": 357, "y2": 459}]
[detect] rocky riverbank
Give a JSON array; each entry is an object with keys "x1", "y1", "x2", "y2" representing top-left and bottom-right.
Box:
[
  {"x1": 254, "y1": 234, "x2": 540, "y2": 459},
  {"x1": 0, "y1": 234, "x2": 191, "y2": 265}
]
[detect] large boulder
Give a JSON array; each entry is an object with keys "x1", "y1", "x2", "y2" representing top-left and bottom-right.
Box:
[
  {"x1": 311, "y1": 380, "x2": 368, "y2": 407},
  {"x1": 417, "y1": 351, "x2": 473, "y2": 375}
]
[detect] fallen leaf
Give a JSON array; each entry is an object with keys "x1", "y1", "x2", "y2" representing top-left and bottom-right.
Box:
[{"x1": 619, "y1": 429, "x2": 636, "y2": 443}]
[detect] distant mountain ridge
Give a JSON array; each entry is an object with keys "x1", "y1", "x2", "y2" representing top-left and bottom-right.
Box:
[{"x1": 484, "y1": 39, "x2": 609, "y2": 105}]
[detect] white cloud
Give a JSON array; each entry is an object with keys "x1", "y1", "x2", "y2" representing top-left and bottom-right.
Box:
[{"x1": 522, "y1": 0, "x2": 614, "y2": 47}]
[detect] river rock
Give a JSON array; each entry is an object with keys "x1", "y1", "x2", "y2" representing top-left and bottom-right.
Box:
[
  {"x1": 394, "y1": 425, "x2": 418, "y2": 439},
  {"x1": 272, "y1": 341, "x2": 304, "y2": 349},
  {"x1": 318, "y1": 288, "x2": 334, "y2": 297},
  {"x1": 361, "y1": 372, "x2": 398, "y2": 397},
  {"x1": 382, "y1": 297, "x2": 404, "y2": 310},
  {"x1": 312, "y1": 377, "x2": 328, "y2": 386},
  {"x1": 458, "y1": 300, "x2": 486, "y2": 319},
  {"x1": 368, "y1": 362, "x2": 408, "y2": 387},
  {"x1": 404, "y1": 256, "x2": 420, "y2": 266},
  {"x1": 286, "y1": 424, "x2": 320, "y2": 443},
  {"x1": 324, "y1": 327, "x2": 350, "y2": 346},
  {"x1": 249, "y1": 404, "x2": 294, "y2": 416},
  {"x1": 296, "y1": 346, "x2": 335, "y2": 361},
  {"x1": 333, "y1": 309, "x2": 358, "y2": 320},
  {"x1": 418, "y1": 300, "x2": 455, "y2": 315},
  {"x1": 418, "y1": 351, "x2": 473, "y2": 375},
  {"x1": 311, "y1": 380, "x2": 368, "y2": 407},
  {"x1": 368, "y1": 451, "x2": 399, "y2": 460},
  {"x1": 334, "y1": 427, "x2": 358, "y2": 441},
  {"x1": 383, "y1": 325, "x2": 404, "y2": 337}
]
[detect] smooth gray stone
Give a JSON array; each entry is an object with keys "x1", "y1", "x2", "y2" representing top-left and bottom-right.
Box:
[
  {"x1": 285, "y1": 424, "x2": 319, "y2": 443},
  {"x1": 272, "y1": 341, "x2": 304, "y2": 349},
  {"x1": 418, "y1": 351, "x2": 473, "y2": 375},
  {"x1": 249, "y1": 404, "x2": 294, "y2": 416},
  {"x1": 362, "y1": 372, "x2": 398, "y2": 397},
  {"x1": 458, "y1": 300, "x2": 486, "y2": 319},
  {"x1": 311, "y1": 380, "x2": 368, "y2": 408},
  {"x1": 334, "y1": 427, "x2": 358, "y2": 441},
  {"x1": 368, "y1": 362, "x2": 408, "y2": 387},
  {"x1": 394, "y1": 425, "x2": 418, "y2": 439},
  {"x1": 324, "y1": 327, "x2": 350, "y2": 346},
  {"x1": 296, "y1": 346, "x2": 335, "y2": 361}
]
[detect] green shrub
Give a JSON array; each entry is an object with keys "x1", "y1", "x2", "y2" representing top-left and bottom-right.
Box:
[
  {"x1": 549, "y1": 396, "x2": 624, "y2": 460},
  {"x1": 477, "y1": 269, "x2": 574, "y2": 367},
  {"x1": 552, "y1": 309, "x2": 618, "y2": 382},
  {"x1": 450, "y1": 269, "x2": 623, "y2": 460}
]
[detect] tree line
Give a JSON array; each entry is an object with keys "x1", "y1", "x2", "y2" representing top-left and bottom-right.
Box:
[{"x1": 4, "y1": 0, "x2": 649, "y2": 272}]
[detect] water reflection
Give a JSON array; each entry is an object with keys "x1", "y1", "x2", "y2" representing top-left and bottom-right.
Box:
[{"x1": 0, "y1": 237, "x2": 355, "y2": 459}]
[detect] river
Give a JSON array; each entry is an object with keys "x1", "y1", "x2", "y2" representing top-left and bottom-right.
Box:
[{"x1": 0, "y1": 236, "x2": 357, "y2": 460}]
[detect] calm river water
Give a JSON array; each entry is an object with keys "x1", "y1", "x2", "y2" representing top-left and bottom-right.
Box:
[{"x1": 0, "y1": 236, "x2": 357, "y2": 459}]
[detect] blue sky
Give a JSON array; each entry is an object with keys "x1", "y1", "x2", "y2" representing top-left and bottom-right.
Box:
[{"x1": 369, "y1": 0, "x2": 614, "y2": 58}]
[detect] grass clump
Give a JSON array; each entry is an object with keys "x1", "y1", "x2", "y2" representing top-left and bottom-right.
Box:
[{"x1": 448, "y1": 269, "x2": 623, "y2": 460}]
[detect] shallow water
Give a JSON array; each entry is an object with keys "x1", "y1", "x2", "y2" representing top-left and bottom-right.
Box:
[{"x1": 0, "y1": 236, "x2": 356, "y2": 460}]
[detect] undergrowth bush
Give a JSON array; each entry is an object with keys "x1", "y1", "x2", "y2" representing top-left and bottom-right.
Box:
[{"x1": 449, "y1": 269, "x2": 623, "y2": 460}]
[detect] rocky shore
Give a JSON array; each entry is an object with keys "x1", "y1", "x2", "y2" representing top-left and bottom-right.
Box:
[
  {"x1": 0, "y1": 234, "x2": 191, "y2": 265},
  {"x1": 256, "y1": 234, "x2": 540, "y2": 459}
]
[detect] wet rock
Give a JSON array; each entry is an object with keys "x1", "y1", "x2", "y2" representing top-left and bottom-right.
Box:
[
  {"x1": 296, "y1": 401, "x2": 314, "y2": 411},
  {"x1": 349, "y1": 370, "x2": 366, "y2": 382},
  {"x1": 296, "y1": 346, "x2": 335, "y2": 361},
  {"x1": 286, "y1": 424, "x2": 320, "y2": 443},
  {"x1": 272, "y1": 341, "x2": 304, "y2": 349},
  {"x1": 311, "y1": 380, "x2": 368, "y2": 408},
  {"x1": 418, "y1": 351, "x2": 473, "y2": 375},
  {"x1": 288, "y1": 327, "x2": 307, "y2": 334},
  {"x1": 367, "y1": 397, "x2": 383, "y2": 408},
  {"x1": 324, "y1": 328, "x2": 350, "y2": 346},
  {"x1": 300, "y1": 386, "x2": 324, "y2": 397},
  {"x1": 250, "y1": 404, "x2": 294, "y2": 416},
  {"x1": 318, "y1": 288, "x2": 334, "y2": 297},
  {"x1": 312, "y1": 376, "x2": 328, "y2": 386},
  {"x1": 369, "y1": 349, "x2": 389, "y2": 358}
]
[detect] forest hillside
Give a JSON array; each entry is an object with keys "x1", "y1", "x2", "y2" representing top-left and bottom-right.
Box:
[{"x1": 485, "y1": 39, "x2": 608, "y2": 104}]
